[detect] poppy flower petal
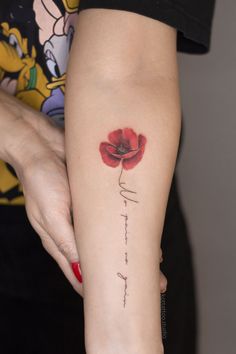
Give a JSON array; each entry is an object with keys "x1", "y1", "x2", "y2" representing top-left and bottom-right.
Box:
[
  {"x1": 108, "y1": 129, "x2": 123, "y2": 146},
  {"x1": 99, "y1": 142, "x2": 121, "y2": 168},
  {"x1": 106, "y1": 145, "x2": 118, "y2": 155},
  {"x1": 122, "y1": 144, "x2": 145, "y2": 170},
  {"x1": 111, "y1": 149, "x2": 139, "y2": 159},
  {"x1": 138, "y1": 134, "x2": 147, "y2": 148},
  {"x1": 122, "y1": 128, "x2": 138, "y2": 150}
]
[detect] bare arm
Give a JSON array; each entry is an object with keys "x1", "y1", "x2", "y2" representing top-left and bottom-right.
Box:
[
  {"x1": 65, "y1": 9, "x2": 181, "y2": 354},
  {"x1": 0, "y1": 88, "x2": 82, "y2": 293}
]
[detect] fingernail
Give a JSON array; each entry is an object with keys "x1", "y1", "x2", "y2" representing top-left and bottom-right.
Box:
[{"x1": 71, "y1": 261, "x2": 83, "y2": 283}]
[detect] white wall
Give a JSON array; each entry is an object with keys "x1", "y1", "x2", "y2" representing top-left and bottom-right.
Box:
[{"x1": 177, "y1": 1, "x2": 236, "y2": 353}]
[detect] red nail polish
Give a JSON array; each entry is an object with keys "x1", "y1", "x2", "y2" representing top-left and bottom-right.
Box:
[{"x1": 71, "y1": 261, "x2": 83, "y2": 283}]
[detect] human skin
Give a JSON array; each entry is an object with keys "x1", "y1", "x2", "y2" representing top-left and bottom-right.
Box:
[
  {"x1": 0, "y1": 88, "x2": 167, "y2": 297},
  {"x1": 0, "y1": 88, "x2": 82, "y2": 294},
  {"x1": 65, "y1": 8, "x2": 181, "y2": 354}
]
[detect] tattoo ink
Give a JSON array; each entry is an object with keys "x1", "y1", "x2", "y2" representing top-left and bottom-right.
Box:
[
  {"x1": 117, "y1": 272, "x2": 128, "y2": 308},
  {"x1": 99, "y1": 128, "x2": 147, "y2": 307},
  {"x1": 118, "y1": 167, "x2": 138, "y2": 203},
  {"x1": 120, "y1": 212, "x2": 128, "y2": 245}
]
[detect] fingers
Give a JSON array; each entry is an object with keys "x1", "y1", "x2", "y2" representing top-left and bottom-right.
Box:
[
  {"x1": 33, "y1": 219, "x2": 83, "y2": 296},
  {"x1": 25, "y1": 204, "x2": 83, "y2": 289},
  {"x1": 43, "y1": 236, "x2": 83, "y2": 295},
  {"x1": 159, "y1": 248, "x2": 167, "y2": 293},
  {"x1": 160, "y1": 271, "x2": 167, "y2": 293},
  {"x1": 41, "y1": 211, "x2": 84, "y2": 284},
  {"x1": 39, "y1": 208, "x2": 79, "y2": 263}
]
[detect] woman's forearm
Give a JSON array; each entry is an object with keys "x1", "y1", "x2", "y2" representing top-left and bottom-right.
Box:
[
  {"x1": 65, "y1": 12, "x2": 181, "y2": 354},
  {"x1": 65, "y1": 9, "x2": 180, "y2": 354},
  {"x1": 65, "y1": 78, "x2": 180, "y2": 354}
]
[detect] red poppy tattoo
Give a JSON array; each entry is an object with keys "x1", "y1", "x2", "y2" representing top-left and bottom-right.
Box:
[
  {"x1": 99, "y1": 127, "x2": 147, "y2": 307},
  {"x1": 99, "y1": 128, "x2": 147, "y2": 170},
  {"x1": 99, "y1": 128, "x2": 147, "y2": 203}
]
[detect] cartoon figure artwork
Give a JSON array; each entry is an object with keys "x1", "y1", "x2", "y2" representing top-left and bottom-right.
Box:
[
  {"x1": 0, "y1": 22, "x2": 50, "y2": 110},
  {"x1": 33, "y1": 0, "x2": 79, "y2": 124},
  {"x1": 0, "y1": 161, "x2": 24, "y2": 205},
  {"x1": 0, "y1": 0, "x2": 79, "y2": 205}
]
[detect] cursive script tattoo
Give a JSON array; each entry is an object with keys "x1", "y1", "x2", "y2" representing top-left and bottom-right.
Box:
[
  {"x1": 118, "y1": 167, "x2": 138, "y2": 203},
  {"x1": 117, "y1": 272, "x2": 129, "y2": 308},
  {"x1": 120, "y1": 212, "x2": 128, "y2": 245},
  {"x1": 99, "y1": 128, "x2": 147, "y2": 308}
]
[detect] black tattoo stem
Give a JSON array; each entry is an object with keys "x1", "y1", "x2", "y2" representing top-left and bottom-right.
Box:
[{"x1": 118, "y1": 167, "x2": 138, "y2": 203}]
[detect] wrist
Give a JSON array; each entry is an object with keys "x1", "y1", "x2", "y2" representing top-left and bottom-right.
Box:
[
  {"x1": 0, "y1": 89, "x2": 58, "y2": 168},
  {"x1": 86, "y1": 327, "x2": 164, "y2": 354},
  {"x1": 87, "y1": 342, "x2": 164, "y2": 354},
  {"x1": 3, "y1": 118, "x2": 49, "y2": 178}
]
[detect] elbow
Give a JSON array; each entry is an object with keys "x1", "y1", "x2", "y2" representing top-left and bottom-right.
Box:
[{"x1": 78, "y1": 60, "x2": 179, "y2": 91}]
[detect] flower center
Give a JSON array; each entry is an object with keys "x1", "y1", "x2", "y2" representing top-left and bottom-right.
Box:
[{"x1": 117, "y1": 144, "x2": 129, "y2": 155}]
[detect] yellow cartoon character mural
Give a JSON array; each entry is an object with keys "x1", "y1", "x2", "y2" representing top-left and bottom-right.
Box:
[
  {"x1": 33, "y1": 0, "x2": 79, "y2": 124},
  {"x1": 0, "y1": 22, "x2": 50, "y2": 110},
  {"x1": 63, "y1": 0, "x2": 79, "y2": 13},
  {"x1": 0, "y1": 0, "x2": 79, "y2": 205},
  {"x1": 0, "y1": 161, "x2": 24, "y2": 205}
]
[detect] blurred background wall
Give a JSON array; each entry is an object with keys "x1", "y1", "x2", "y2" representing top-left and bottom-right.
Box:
[{"x1": 177, "y1": 1, "x2": 236, "y2": 353}]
